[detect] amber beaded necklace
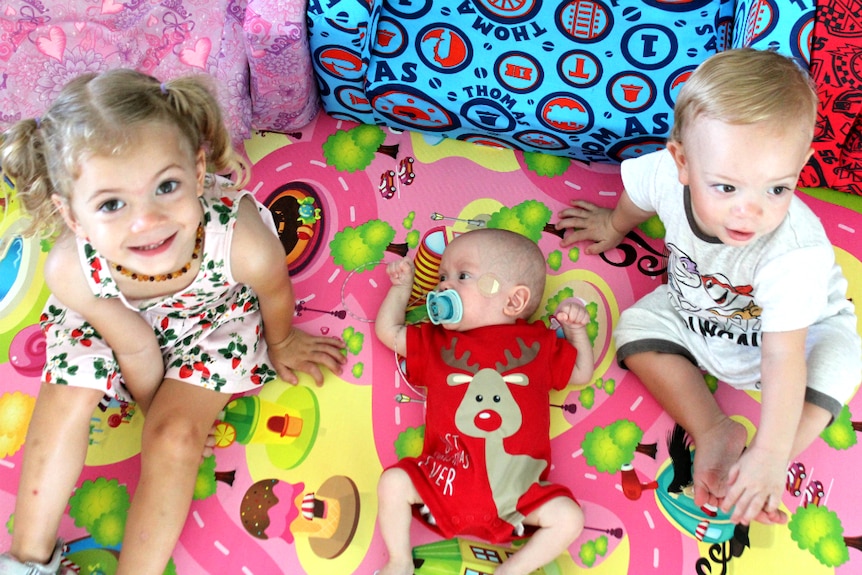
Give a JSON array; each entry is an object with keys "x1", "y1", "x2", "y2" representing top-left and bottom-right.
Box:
[{"x1": 110, "y1": 224, "x2": 204, "y2": 282}]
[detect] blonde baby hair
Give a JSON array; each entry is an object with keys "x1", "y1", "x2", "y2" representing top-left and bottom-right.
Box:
[
  {"x1": 669, "y1": 47, "x2": 818, "y2": 144},
  {"x1": 0, "y1": 68, "x2": 249, "y2": 239}
]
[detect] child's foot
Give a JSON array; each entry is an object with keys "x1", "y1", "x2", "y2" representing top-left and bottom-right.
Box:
[
  {"x1": 691, "y1": 417, "x2": 747, "y2": 508},
  {"x1": 378, "y1": 557, "x2": 414, "y2": 575},
  {"x1": 0, "y1": 540, "x2": 76, "y2": 575},
  {"x1": 202, "y1": 422, "x2": 218, "y2": 460}
]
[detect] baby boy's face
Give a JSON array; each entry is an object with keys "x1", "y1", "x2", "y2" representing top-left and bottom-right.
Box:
[
  {"x1": 435, "y1": 234, "x2": 510, "y2": 331},
  {"x1": 671, "y1": 116, "x2": 814, "y2": 247}
]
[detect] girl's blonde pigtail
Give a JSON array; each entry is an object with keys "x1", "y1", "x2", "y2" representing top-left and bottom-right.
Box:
[
  {"x1": 0, "y1": 117, "x2": 63, "y2": 238},
  {"x1": 163, "y1": 77, "x2": 250, "y2": 190}
]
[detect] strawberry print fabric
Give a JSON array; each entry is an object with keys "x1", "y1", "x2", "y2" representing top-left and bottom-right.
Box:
[{"x1": 39, "y1": 184, "x2": 278, "y2": 401}]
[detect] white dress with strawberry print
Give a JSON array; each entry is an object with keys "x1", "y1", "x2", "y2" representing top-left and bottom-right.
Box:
[{"x1": 39, "y1": 184, "x2": 278, "y2": 402}]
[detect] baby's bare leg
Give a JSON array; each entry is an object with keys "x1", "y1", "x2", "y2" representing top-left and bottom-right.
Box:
[
  {"x1": 496, "y1": 497, "x2": 583, "y2": 575},
  {"x1": 377, "y1": 467, "x2": 423, "y2": 575},
  {"x1": 792, "y1": 402, "x2": 832, "y2": 458},
  {"x1": 625, "y1": 352, "x2": 747, "y2": 509}
]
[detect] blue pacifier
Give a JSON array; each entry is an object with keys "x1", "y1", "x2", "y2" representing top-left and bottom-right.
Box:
[{"x1": 426, "y1": 289, "x2": 463, "y2": 325}]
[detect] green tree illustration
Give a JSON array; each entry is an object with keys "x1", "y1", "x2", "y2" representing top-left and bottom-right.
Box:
[
  {"x1": 821, "y1": 405, "x2": 859, "y2": 450},
  {"x1": 68, "y1": 477, "x2": 130, "y2": 547},
  {"x1": 194, "y1": 455, "x2": 236, "y2": 500},
  {"x1": 523, "y1": 151, "x2": 571, "y2": 177},
  {"x1": 330, "y1": 220, "x2": 408, "y2": 272},
  {"x1": 487, "y1": 199, "x2": 561, "y2": 241},
  {"x1": 789, "y1": 504, "x2": 862, "y2": 567},
  {"x1": 581, "y1": 420, "x2": 658, "y2": 474},
  {"x1": 322, "y1": 124, "x2": 399, "y2": 172}
]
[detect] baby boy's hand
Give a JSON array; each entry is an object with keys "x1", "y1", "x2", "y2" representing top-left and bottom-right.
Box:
[
  {"x1": 556, "y1": 200, "x2": 625, "y2": 253},
  {"x1": 555, "y1": 298, "x2": 590, "y2": 329},
  {"x1": 386, "y1": 258, "x2": 415, "y2": 287}
]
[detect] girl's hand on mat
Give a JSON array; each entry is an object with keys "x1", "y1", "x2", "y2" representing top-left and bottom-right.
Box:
[{"x1": 268, "y1": 328, "x2": 346, "y2": 386}]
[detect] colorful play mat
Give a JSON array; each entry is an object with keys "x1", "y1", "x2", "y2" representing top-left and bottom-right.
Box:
[{"x1": 2, "y1": 111, "x2": 861, "y2": 574}]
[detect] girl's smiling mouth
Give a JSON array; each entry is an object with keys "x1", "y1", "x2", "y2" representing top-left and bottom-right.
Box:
[{"x1": 130, "y1": 233, "x2": 176, "y2": 255}]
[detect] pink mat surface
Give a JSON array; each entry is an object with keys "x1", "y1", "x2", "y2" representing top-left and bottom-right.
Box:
[{"x1": 2, "y1": 111, "x2": 861, "y2": 574}]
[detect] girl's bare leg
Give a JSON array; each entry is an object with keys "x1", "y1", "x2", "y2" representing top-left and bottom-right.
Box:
[
  {"x1": 10, "y1": 384, "x2": 103, "y2": 564},
  {"x1": 495, "y1": 497, "x2": 584, "y2": 575},
  {"x1": 115, "y1": 380, "x2": 229, "y2": 575},
  {"x1": 624, "y1": 351, "x2": 748, "y2": 510},
  {"x1": 377, "y1": 467, "x2": 422, "y2": 575}
]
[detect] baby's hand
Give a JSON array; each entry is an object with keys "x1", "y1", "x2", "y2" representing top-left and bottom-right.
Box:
[
  {"x1": 721, "y1": 445, "x2": 788, "y2": 525},
  {"x1": 554, "y1": 298, "x2": 590, "y2": 329},
  {"x1": 556, "y1": 200, "x2": 624, "y2": 253},
  {"x1": 386, "y1": 258, "x2": 415, "y2": 288}
]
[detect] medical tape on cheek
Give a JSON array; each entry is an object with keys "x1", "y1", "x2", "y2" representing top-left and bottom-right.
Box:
[{"x1": 477, "y1": 273, "x2": 501, "y2": 297}]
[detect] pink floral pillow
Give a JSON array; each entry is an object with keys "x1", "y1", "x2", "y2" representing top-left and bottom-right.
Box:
[
  {"x1": 244, "y1": 0, "x2": 319, "y2": 134},
  {"x1": 0, "y1": 0, "x2": 252, "y2": 146}
]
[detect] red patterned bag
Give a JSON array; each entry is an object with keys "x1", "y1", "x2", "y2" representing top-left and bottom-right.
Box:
[{"x1": 799, "y1": 1, "x2": 862, "y2": 195}]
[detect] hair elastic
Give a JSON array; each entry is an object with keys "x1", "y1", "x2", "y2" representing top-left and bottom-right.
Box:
[
  {"x1": 34, "y1": 117, "x2": 41, "y2": 129},
  {"x1": 160, "y1": 83, "x2": 168, "y2": 95}
]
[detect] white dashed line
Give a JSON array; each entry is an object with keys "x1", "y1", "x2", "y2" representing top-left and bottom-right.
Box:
[{"x1": 643, "y1": 509, "x2": 655, "y2": 529}]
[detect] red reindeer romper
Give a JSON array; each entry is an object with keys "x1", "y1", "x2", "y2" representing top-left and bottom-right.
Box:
[{"x1": 392, "y1": 319, "x2": 579, "y2": 543}]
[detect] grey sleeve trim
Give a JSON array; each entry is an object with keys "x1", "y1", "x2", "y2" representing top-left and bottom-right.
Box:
[
  {"x1": 616, "y1": 339, "x2": 698, "y2": 370},
  {"x1": 805, "y1": 387, "x2": 842, "y2": 423}
]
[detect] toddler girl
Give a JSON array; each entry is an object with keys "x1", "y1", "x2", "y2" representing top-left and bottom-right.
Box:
[{"x1": 0, "y1": 69, "x2": 345, "y2": 574}]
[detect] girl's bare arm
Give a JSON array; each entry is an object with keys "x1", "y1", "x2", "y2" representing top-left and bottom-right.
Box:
[
  {"x1": 44, "y1": 236, "x2": 165, "y2": 412},
  {"x1": 231, "y1": 196, "x2": 345, "y2": 385}
]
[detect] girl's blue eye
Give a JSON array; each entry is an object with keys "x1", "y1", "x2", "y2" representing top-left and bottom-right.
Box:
[
  {"x1": 98, "y1": 199, "x2": 125, "y2": 213},
  {"x1": 769, "y1": 186, "x2": 789, "y2": 196},
  {"x1": 157, "y1": 180, "x2": 179, "y2": 195}
]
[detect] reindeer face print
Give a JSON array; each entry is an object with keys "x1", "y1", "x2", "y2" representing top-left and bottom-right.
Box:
[
  {"x1": 444, "y1": 337, "x2": 539, "y2": 440},
  {"x1": 452, "y1": 368, "x2": 527, "y2": 437}
]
